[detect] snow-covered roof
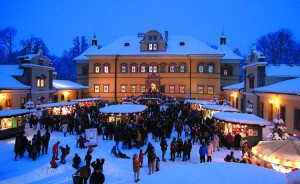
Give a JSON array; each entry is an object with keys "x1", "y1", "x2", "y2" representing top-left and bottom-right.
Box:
[
  {"x1": 252, "y1": 48, "x2": 265, "y2": 59},
  {"x1": 202, "y1": 104, "x2": 239, "y2": 112},
  {"x1": 86, "y1": 36, "x2": 224, "y2": 56},
  {"x1": 99, "y1": 104, "x2": 148, "y2": 114},
  {"x1": 0, "y1": 109, "x2": 30, "y2": 117},
  {"x1": 184, "y1": 99, "x2": 211, "y2": 105},
  {"x1": 17, "y1": 53, "x2": 37, "y2": 60},
  {"x1": 254, "y1": 77, "x2": 300, "y2": 95},
  {"x1": 213, "y1": 112, "x2": 271, "y2": 126},
  {"x1": 0, "y1": 65, "x2": 23, "y2": 76},
  {"x1": 53, "y1": 80, "x2": 88, "y2": 90},
  {"x1": 0, "y1": 74, "x2": 30, "y2": 90},
  {"x1": 266, "y1": 64, "x2": 300, "y2": 77},
  {"x1": 217, "y1": 44, "x2": 243, "y2": 62},
  {"x1": 223, "y1": 82, "x2": 244, "y2": 90},
  {"x1": 74, "y1": 45, "x2": 99, "y2": 62},
  {"x1": 37, "y1": 102, "x2": 76, "y2": 108},
  {"x1": 21, "y1": 64, "x2": 55, "y2": 70},
  {"x1": 72, "y1": 98, "x2": 102, "y2": 102}
]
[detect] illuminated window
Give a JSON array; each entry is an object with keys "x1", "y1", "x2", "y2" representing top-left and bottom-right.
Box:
[
  {"x1": 208, "y1": 65, "x2": 214, "y2": 73},
  {"x1": 198, "y1": 86, "x2": 204, "y2": 94},
  {"x1": 180, "y1": 65, "x2": 186, "y2": 73},
  {"x1": 198, "y1": 65, "x2": 204, "y2": 73},
  {"x1": 103, "y1": 85, "x2": 109, "y2": 93},
  {"x1": 208, "y1": 86, "x2": 214, "y2": 94},
  {"x1": 121, "y1": 85, "x2": 126, "y2": 93},
  {"x1": 104, "y1": 65, "x2": 110, "y2": 73},
  {"x1": 149, "y1": 66, "x2": 153, "y2": 73},
  {"x1": 180, "y1": 86, "x2": 185, "y2": 93},
  {"x1": 94, "y1": 64, "x2": 100, "y2": 73},
  {"x1": 169, "y1": 65, "x2": 175, "y2": 73},
  {"x1": 131, "y1": 85, "x2": 136, "y2": 93},
  {"x1": 141, "y1": 66, "x2": 146, "y2": 73},
  {"x1": 37, "y1": 78, "x2": 45, "y2": 88},
  {"x1": 224, "y1": 69, "x2": 228, "y2": 76},
  {"x1": 148, "y1": 44, "x2": 153, "y2": 50},
  {"x1": 153, "y1": 44, "x2": 158, "y2": 50},
  {"x1": 121, "y1": 65, "x2": 127, "y2": 73},
  {"x1": 153, "y1": 66, "x2": 158, "y2": 73},
  {"x1": 94, "y1": 85, "x2": 100, "y2": 92},
  {"x1": 169, "y1": 85, "x2": 175, "y2": 93},
  {"x1": 131, "y1": 66, "x2": 137, "y2": 73},
  {"x1": 141, "y1": 85, "x2": 145, "y2": 93}
]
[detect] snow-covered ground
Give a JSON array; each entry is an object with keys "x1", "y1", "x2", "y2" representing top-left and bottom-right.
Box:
[{"x1": 0, "y1": 126, "x2": 288, "y2": 184}]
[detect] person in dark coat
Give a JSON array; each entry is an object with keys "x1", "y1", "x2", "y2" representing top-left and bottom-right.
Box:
[
  {"x1": 160, "y1": 137, "x2": 168, "y2": 162},
  {"x1": 176, "y1": 137, "x2": 183, "y2": 157},
  {"x1": 91, "y1": 158, "x2": 105, "y2": 172},
  {"x1": 59, "y1": 146, "x2": 67, "y2": 164},
  {"x1": 89, "y1": 170, "x2": 105, "y2": 184},
  {"x1": 14, "y1": 132, "x2": 22, "y2": 161},
  {"x1": 75, "y1": 164, "x2": 91, "y2": 184},
  {"x1": 170, "y1": 137, "x2": 178, "y2": 161},
  {"x1": 182, "y1": 140, "x2": 189, "y2": 161},
  {"x1": 72, "y1": 153, "x2": 81, "y2": 169},
  {"x1": 234, "y1": 133, "x2": 242, "y2": 150},
  {"x1": 42, "y1": 130, "x2": 51, "y2": 155},
  {"x1": 84, "y1": 151, "x2": 92, "y2": 166},
  {"x1": 187, "y1": 139, "x2": 193, "y2": 160}
]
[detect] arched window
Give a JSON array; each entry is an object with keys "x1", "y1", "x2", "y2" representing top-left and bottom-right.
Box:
[{"x1": 247, "y1": 73, "x2": 255, "y2": 89}]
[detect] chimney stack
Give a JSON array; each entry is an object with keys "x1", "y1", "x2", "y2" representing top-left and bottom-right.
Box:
[{"x1": 92, "y1": 33, "x2": 98, "y2": 46}]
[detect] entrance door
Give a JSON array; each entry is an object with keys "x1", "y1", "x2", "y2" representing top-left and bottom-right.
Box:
[{"x1": 146, "y1": 73, "x2": 160, "y2": 93}]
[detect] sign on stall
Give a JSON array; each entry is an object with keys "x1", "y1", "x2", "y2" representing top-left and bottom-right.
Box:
[{"x1": 85, "y1": 128, "x2": 98, "y2": 146}]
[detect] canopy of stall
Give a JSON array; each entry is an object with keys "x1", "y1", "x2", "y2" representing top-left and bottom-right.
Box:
[
  {"x1": 0, "y1": 109, "x2": 30, "y2": 118},
  {"x1": 213, "y1": 112, "x2": 270, "y2": 126},
  {"x1": 36, "y1": 102, "x2": 76, "y2": 108},
  {"x1": 252, "y1": 140, "x2": 300, "y2": 170},
  {"x1": 202, "y1": 105, "x2": 239, "y2": 112},
  {"x1": 99, "y1": 104, "x2": 148, "y2": 114},
  {"x1": 71, "y1": 98, "x2": 102, "y2": 102},
  {"x1": 184, "y1": 99, "x2": 213, "y2": 105}
]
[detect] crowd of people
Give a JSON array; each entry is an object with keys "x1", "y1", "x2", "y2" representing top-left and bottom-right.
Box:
[{"x1": 12, "y1": 101, "x2": 262, "y2": 183}]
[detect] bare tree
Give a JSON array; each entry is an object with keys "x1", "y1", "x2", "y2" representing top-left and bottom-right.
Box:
[
  {"x1": 0, "y1": 27, "x2": 17, "y2": 62},
  {"x1": 256, "y1": 29, "x2": 298, "y2": 65},
  {"x1": 20, "y1": 36, "x2": 49, "y2": 55}
]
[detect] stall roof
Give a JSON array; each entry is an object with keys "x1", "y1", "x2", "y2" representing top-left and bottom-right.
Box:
[
  {"x1": 53, "y1": 80, "x2": 88, "y2": 90},
  {"x1": 184, "y1": 99, "x2": 213, "y2": 105},
  {"x1": 213, "y1": 112, "x2": 271, "y2": 126},
  {"x1": 37, "y1": 102, "x2": 76, "y2": 108},
  {"x1": 99, "y1": 104, "x2": 148, "y2": 114},
  {"x1": 72, "y1": 98, "x2": 102, "y2": 102},
  {"x1": 0, "y1": 109, "x2": 30, "y2": 118},
  {"x1": 202, "y1": 105, "x2": 238, "y2": 112}
]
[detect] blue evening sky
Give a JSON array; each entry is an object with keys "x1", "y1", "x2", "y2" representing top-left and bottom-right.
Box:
[{"x1": 0, "y1": 0, "x2": 299, "y2": 56}]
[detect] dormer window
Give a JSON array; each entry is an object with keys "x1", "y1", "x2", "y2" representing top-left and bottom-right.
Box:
[
  {"x1": 36, "y1": 74, "x2": 47, "y2": 88},
  {"x1": 148, "y1": 43, "x2": 158, "y2": 51}
]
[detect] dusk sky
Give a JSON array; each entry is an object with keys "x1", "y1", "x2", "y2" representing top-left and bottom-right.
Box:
[{"x1": 1, "y1": 0, "x2": 300, "y2": 56}]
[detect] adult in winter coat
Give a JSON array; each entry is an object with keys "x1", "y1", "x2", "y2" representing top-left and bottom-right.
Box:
[
  {"x1": 170, "y1": 137, "x2": 178, "y2": 161},
  {"x1": 14, "y1": 132, "x2": 22, "y2": 161},
  {"x1": 147, "y1": 147, "x2": 156, "y2": 175},
  {"x1": 85, "y1": 151, "x2": 92, "y2": 166},
  {"x1": 160, "y1": 137, "x2": 168, "y2": 162},
  {"x1": 59, "y1": 146, "x2": 67, "y2": 164},
  {"x1": 135, "y1": 130, "x2": 142, "y2": 149},
  {"x1": 75, "y1": 164, "x2": 91, "y2": 184},
  {"x1": 199, "y1": 142, "x2": 207, "y2": 163},
  {"x1": 52, "y1": 141, "x2": 60, "y2": 160},
  {"x1": 72, "y1": 153, "x2": 82, "y2": 169},
  {"x1": 182, "y1": 140, "x2": 189, "y2": 161},
  {"x1": 132, "y1": 154, "x2": 141, "y2": 182},
  {"x1": 91, "y1": 158, "x2": 105, "y2": 172},
  {"x1": 226, "y1": 132, "x2": 233, "y2": 149},
  {"x1": 213, "y1": 132, "x2": 220, "y2": 151},
  {"x1": 176, "y1": 137, "x2": 183, "y2": 157},
  {"x1": 233, "y1": 133, "x2": 242, "y2": 150},
  {"x1": 187, "y1": 139, "x2": 193, "y2": 160},
  {"x1": 89, "y1": 170, "x2": 105, "y2": 184},
  {"x1": 62, "y1": 123, "x2": 68, "y2": 137},
  {"x1": 207, "y1": 142, "x2": 214, "y2": 162},
  {"x1": 42, "y1": 130, "x2": 51, "y2": 154}
]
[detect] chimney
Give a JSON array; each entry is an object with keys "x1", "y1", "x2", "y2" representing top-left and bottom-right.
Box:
[
  {"x1": 165, "y1": 31, "x2": 168, "y2": 42},
  {"x1": 92, "y1": 33, "x2": 98, "y2": 46}
]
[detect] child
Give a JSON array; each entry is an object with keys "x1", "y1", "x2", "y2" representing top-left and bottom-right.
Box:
[
  {"x1": 50, "y1": 156, "x2": 58, "y2": 168},
  {"x1": 88, "y1": 145, "x2": 94, "y2": 153},
  {"x1": 155, "y1": 157, "x2": 160, "y2": 171},
  {"x1": 139, "y1": 149, "x2": 144, "y2": 168},
  {"x1": 133, "y1": 154, "x2": 141, "y2": 183}
]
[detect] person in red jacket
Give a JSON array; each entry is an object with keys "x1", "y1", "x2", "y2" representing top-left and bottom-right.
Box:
[
  {"x1": 133, "y1": 154, "x2": 141, "y2": 182},
  {"x1": 50, "y1": 156, "x2": 58, "y2": 168},
  {"x1": 226, "y1": 133, "x2": 233, "y2": 149},
  {"x1": 52, "y1": 141, "x2": 60, "y2": 160}
]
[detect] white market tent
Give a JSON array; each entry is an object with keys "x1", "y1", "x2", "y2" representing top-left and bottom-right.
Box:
[
  {"x1": 252, "y1": 140, "x2": 300, "y2": 172},
  {"x1": 0, "y1": 109, "x2": 30, "y2": 117},
  {"x1": 72, "y1": 98, "x2": 102, "y2": 102},
  {"x1": 202, "y1": 104, "x2": 239, "y2": 112},
  {"x1": 213, "y1": 112, "x2": 271, "y2": 126},
  {"x1": 36, "y1": 102, "x2": 76, "y2": 108},
  {"x1": 99, "y1": 104, "x2": 148, "y2": 114},
  {"x1": 184, "y1": 99, "x2": 212, "y2": 105}
]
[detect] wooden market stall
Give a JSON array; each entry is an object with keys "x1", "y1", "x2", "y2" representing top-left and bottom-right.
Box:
[
  {"x1": 252, "y1": 140, "x2": 300, "y2": 173},
  {"x1": 72, "y1": 98, "x2": 102, "y2": 107},
  {"x1": 36, "y1": 102, "x2": 76, "y2": 116},
  {"x1": 212, "y1": 112, "x2": 270, "y2": 147},
  {"x1": 0, "y1": 109, "x2": 30, "y2": 139},
  {"x1": 99, "y1": 104, "x2": 148, "y2": 125},
  {"x1": 202, "y1": 104, "x2": 239, "y2": 119}
]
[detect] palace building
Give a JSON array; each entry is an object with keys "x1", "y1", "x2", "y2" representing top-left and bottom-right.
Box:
[{"x1": 75, "y1": 30, "x2": 242, "y2": 102}]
